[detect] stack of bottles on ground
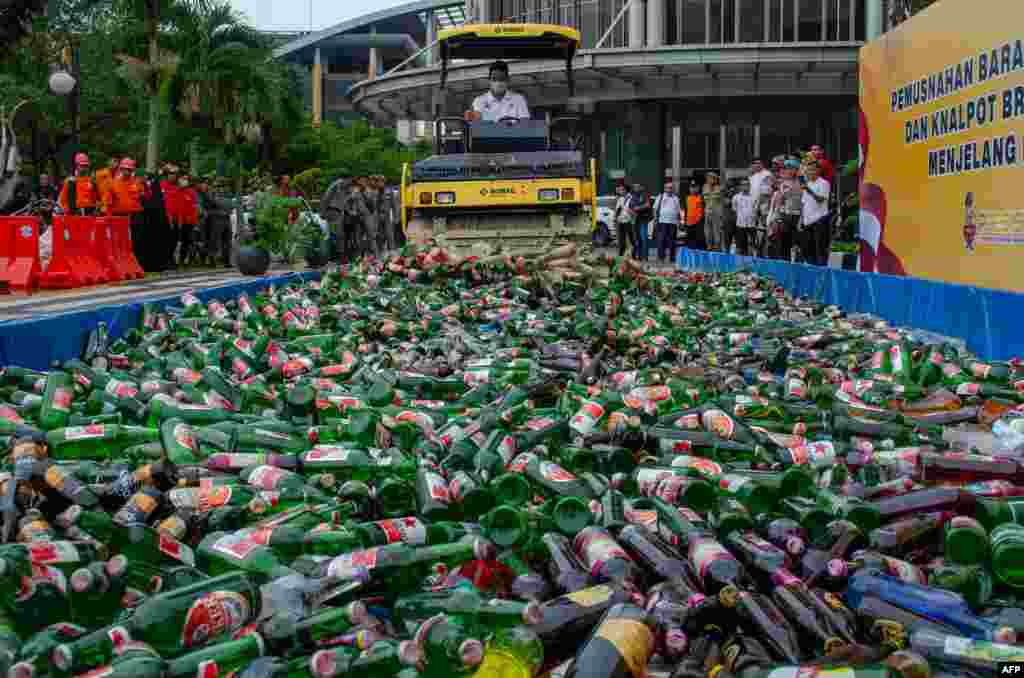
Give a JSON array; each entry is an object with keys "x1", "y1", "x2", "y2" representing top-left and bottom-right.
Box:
[{"x1": 5, "y1": 248, "x2": 1024, "y2": 678}]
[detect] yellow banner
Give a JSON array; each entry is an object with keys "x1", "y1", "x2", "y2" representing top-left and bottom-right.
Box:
[{"x1": 859, "y1": 0, "x2": 1024, "y2": 291}]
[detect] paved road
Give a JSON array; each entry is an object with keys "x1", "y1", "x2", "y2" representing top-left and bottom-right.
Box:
[{"x1": 0, "y1": 267, "x2": 314, "y2": 323}]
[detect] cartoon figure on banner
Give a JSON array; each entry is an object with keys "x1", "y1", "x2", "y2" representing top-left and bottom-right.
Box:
[
  {"x1": 963, "y1": 192, "x2": 977, "y2": 252},
  {"x1": 858, "y1": 106, "x2": 906, "y2": 275}
]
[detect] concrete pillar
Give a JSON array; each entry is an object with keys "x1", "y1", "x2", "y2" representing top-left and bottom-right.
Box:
[
  {"x1": 672, "y1": 125, "x2": 682, "y2": 193},
  {"x1": 753, "y1": 123, "x2": 761, "y2": 157},
  {"x1": 865, "y1": 0, "x2": 883, "y2": 40},
  {"x1": 368, "y1": 47, "x2": 379, "y2": 80},
  {"x1": 312, "y1": 47, "x2": 322, "y2": 126},
  {"x1": 425, "y1": 10, "x2": 436, "y2": 66},
  {"x1": 629, "y1": 0, "x2": 645, "y2": 49},
  {"x1": 646, "y1": 0, "x2": 663, "y2": 47}
]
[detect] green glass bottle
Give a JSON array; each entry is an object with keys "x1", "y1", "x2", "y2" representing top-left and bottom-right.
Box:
[
  {"x1": 165, "y1": 632, "x2": 266, "y2": 678},
  {"x1": 197, "y1": 531, "x2": 299, "y2": 582},
  {"x1": 38, "y1": 372, "x2": 74, "y2": 431}
]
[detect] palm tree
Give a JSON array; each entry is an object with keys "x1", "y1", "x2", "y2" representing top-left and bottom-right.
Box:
[
  {"x1": 111, "y1": 0, "x2": 210, "y2": 172},
  {"x1": 162, "y1": 1, "x2": 302, "y2": 169}
]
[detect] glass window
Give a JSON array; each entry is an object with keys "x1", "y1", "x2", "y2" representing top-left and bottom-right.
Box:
[
  {"x1": 739, "y1": 0, "x2": 764, "y2": 42},
  {"x1": 782, "y1": 0, "x2": 796, "y2": 40},
  {"x1": 833, "y1": 0, "x2": 851, "y2": 40},
  {"x1": 709, "y1": 0, "x2": 722, "y2": 43},
  {"x1": 723, "y1": 0, "x2": 736, "y2": 42},
  {"x1": 580, "y1": 0, "x2": 598, "y2": 46},
  {"x1": 854, "y1": 0, "x2": 865, "y2": 40},
  {"x1": 798, "y1": 0, "x2": 822, "y2": 41},
  {"x1": 682, "y1": 0, "x2": 706, "y2": 44},
  {"x1": 727, "y1": 112, "x2": 755, "y2": 166},
  {"x1": 767, "y1": 0, "x2": 781, "y2": 40},
  {"x1": 665, "y1": 0, "x2": 679, "y2": 43}
]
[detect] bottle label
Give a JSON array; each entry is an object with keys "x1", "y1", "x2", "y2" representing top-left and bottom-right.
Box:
[
  {"x1": 669, "y1": 455, "x2": 723, "y2": 478},
  {"x1": 674, "y1": 414, "x2": 701, "y2": 431},
  {"x1": 51, "y1": 387, "x2": 73, "y2": 412},
  {"x1": 253, "y1": 428, "x2": 291, "y2": 442},
  {"x1": 764, "y1": 669, "x2": 857, "y2": 678},
  {"x1": 29, "y1": 563, "x2": 68, "y2": 594},
  {"x1": 565, "y1": 584, "x2": 614, "y2": 607},
  {"x1": 636, "y1": 468, "x2": 671, "y2": 496},
  {"x1": 576, "y1": 531, "x2": 630, "y2": 575},
  {"x1": 789, "y1": 441, "x2": 835, "y2": 466},
  {"x1": 29, "y1": 541, "x2": 80, "y2": 564},
  {"x1": 593, "y1": 618, "x2": 654, "y2": 678},
  {"x1": 174, "y1": 423, "x2": 198, "y2": 451},
  {"x1": 786, "y1": 378, "x2": 807, "y2": 399},
  {"x1": 570, "y1": 401, "x2": 605, "y2": 435},
  {"x1": 688, "y1": 537, "x2": 735, "y2": 578},
  {"x1": 677, "y1": 507, "x2": 705, "y2": 524},
  {"x1": 957, "y1": 382, "x2": 981, "y2": 396},
  {"x1": 77, "y1": 666, "x2": 114, "y2": 678},
  {"x1": 739, "y1": 531, "x2": 783, "y2": 554},
  {"x1": 508, "y1": 453, "x2": 536, "y2": 474},
  {"x1": 972, "y1": 362, "x2": 994, "y2": 379},
  {"x1": 944, "y1": 363, "x2": 964, "y2": 378},
  {"x1": 633, "y1": 386, "x2": 672, "y2": 402},
  {"x1": 105, "y1": 380, "x2": 139, "y2": 399},
  {"x1": 539, "y1": 461, "x2": 576, "y2": 483},
  {"x1": 394, "y1": 411, "x2": 435, "y2": 434},
  {"x1": 181, "y1": 590, "x2": 252, "y2": 648},
  {"x1": 376, "y1": 517, "x2": 427, "y2": 545},
  {"x1": 655, "y1": 477, "x2": 691, "y2": 505},
  {"x1": 701, "y1": 409, "x2": 736, "y2": 439},
  {"x1": 882, "y1": 557, "x2": 926, "y2": 585},
  {"x1": 425, "y1": 473, "x2": 450, "y2": 502},
  {"x1": 304, "y1": 447, "x2": 354, "y2": 464},
  {"x1": 327, "y1": 548, "x2": 379, "y2": 579},
  {"x1": 718, "y1": 474, "x2": 751, "y2": 494},
  {"x1": 525, "y1": 417, "x2": 556, "y2": 431},
  {"x1": 247, "y1": 466, "x2": 286, "y2": 491},
  {"x1": 659, "y1": 438, "x2": 693, "y2": 455},
  {"x1": 63, "y1": 425, "x2": 105, "y2": 441},
  {"x1": 626, "y1": 508, "x2": 658, "y2": 529},
  {"x1": 211, "y1": 532, "x2": 261, "y2": 560}
]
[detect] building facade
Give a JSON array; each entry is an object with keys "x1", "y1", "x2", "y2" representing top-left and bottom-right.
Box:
[{"x1": 277, "y1": 0, "x2": 895, "y2": 194}]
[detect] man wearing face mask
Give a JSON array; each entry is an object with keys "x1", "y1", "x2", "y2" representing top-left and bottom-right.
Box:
[{"x1": 464, "y1": 61, "x2": 530, "y2": 123}]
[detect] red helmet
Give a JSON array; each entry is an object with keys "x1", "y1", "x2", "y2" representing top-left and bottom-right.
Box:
[
  {"x1": 74, "y1": 153, "x2": 90, "y2": 167},
  {"x1": 119, "y1": 158, "x2": 137, "y2": 171}
]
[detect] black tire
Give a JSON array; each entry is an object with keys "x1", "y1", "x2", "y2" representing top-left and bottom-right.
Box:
[{"x1": 237, "y1": 245, "x2": 271, "y2": 276}]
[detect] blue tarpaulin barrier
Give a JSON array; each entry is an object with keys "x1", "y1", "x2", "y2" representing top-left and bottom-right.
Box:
[
  {"x1": 0, "y1": 272, "x2": 321, "y2": 371},
  {"x1": 676, "y1": 248, "x2": 1024, "y2": 361}
]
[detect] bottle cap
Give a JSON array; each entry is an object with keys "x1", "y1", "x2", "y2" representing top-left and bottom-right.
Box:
[
  {"x1": 460, "y1": 639, "x2": 484, "y2": 667},
  {"x1": 106, "y1": 555, "x2": 129, "y2": 578},
  {"x1": 311, "y1": 650, "x2": 337, "y2": 678},
  {"x1": 9, "y1": 663, "x2": 34, "y2": 678},
  {"x1": 51, "y1": 645, "x2": 73, "y2": 672},
  {"x1": 397, "y1": 641, "x2": 421, "y2": 667},
  {"x1": 785, "y1": 536, "x2": 806, "y2": 556},
  {"x1": 522, "y1": 601, "x2": 544, "y2": 626},
  {"x1": 70, "y1": 569, "x2": 94, "y2": 593}
]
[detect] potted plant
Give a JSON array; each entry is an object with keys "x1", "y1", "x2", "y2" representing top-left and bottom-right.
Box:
[{"x1": 236, "y1": 192, "x2": 302, "y2": 275}]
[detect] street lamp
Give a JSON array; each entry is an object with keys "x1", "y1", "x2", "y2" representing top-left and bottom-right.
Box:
[{"x1": 48, "y1": 70, "x2": 76, "y2": 96}]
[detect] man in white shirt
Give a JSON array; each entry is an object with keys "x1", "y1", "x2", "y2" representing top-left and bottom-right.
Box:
[
  {"x1": 652, "y1": 181, "x2": 685, "y2": 264},
  {"x1": 799, "y1": 160, "x2": 832, "y2": 266},
  {"x1": 464, "y1": 61, "x2": 531, "y2": 123},
  {"x1": 748, "y1": 158, "x2": 773, "y2": 229},
  {"x1": 731, "y1": 180, "x2": 755, "y2": 255}
]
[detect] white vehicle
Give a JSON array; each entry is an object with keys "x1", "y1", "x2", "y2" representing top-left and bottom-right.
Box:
[{"x1": 593, "y1": 195, "x2": 618, "y2": 246}]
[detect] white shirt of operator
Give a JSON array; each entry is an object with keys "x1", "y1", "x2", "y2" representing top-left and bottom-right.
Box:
[{"x1": 471, "y1": 91, "x2": 531, "y2": 121}]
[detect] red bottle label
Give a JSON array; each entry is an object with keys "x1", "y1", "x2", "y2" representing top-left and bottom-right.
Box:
[{"x1": 181, "y1": 591, "x2": 252, "y2": 648}]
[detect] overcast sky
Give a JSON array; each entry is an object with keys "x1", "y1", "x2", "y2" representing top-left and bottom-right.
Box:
[{"x1": 230, "y1": 0, "x2": 413, "y2": 31}]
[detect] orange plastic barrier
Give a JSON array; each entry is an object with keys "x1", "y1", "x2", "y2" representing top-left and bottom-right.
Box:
[
  {"x1": 39, "y1": 215, "x2": 101, "y2": 288},
  {"x1": 93, "y1": 217, "x2": 124, "y2": 283},
  {"x1": 109, "y1": 216, "x2": 144, "y2": 279},
  {"x1": 0, "y1": 217, "x2": 41, "y2": 292}
]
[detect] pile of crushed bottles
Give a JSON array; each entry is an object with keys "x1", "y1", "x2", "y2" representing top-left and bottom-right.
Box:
[{"x1": 3, "y1": 248, "x2": 1024, "y2": 678}]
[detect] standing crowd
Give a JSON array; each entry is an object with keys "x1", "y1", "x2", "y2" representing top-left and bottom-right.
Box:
[
  {"x1": 40, "y1": 153, "x2": 234, "y2": 273},
  {"x1": 319, "y1": 175, "x2": 403, "y2": 262},
  {"x1": 613, "y1": 144, "x2": 837, "y2": 266}
]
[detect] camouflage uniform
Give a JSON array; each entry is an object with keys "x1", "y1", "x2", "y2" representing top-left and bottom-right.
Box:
[
  {"x1": 320, "y1": 177, "x2": 352, "y2": 262},
  {"x1": 346, "y1": 183, "x2": 372, "y2": 259},
  {"x1": 361, "y1": 182, "x2": 380, "y2": 258}
]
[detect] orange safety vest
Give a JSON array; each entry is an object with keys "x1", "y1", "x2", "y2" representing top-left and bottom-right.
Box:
[
  {"x1": 106, "y1": 175, "x2": 144, "y2": 215},
  {"x1": 95, "y1": 168, "x2": 115, "y2": 202},
  {"x1": 686, "y1": 195, "x2": 705, "y2": 226},
  {"x1": 58, "y1": 175, "x2": 98, "y2": 212}
]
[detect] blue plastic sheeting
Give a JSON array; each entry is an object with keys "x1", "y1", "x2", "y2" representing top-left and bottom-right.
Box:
[
  {"x1": 676, "y1": 248, "x2": 1024, "y2": 361},
  {"x1": 0, "y1": 272, "x2": 321, "y2": 371}
]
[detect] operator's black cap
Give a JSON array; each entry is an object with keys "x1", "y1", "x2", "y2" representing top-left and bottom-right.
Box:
[{"x1": 489, "y1": 60, "x2": 509, "y2": 77}]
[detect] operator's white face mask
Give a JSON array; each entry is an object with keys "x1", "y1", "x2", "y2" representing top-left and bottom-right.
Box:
[{"x1": 490, "y1": 80, "x2": 507, "y2": 97}]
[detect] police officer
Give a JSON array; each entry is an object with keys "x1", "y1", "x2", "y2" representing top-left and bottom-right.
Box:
[
  {"x1": 345, "y1": 178, "x2": 370, "y2": 259},
  {"x1": 319, "y1": 176, "x2": 350, "y2": 263}
]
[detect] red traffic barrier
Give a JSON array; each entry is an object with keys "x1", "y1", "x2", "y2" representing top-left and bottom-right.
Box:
[
  {"x1": 109, "y1": 216, "x2": 144, "y2": 279},
  {"x1": 0, "y1": 216, "x2": 41, "y2": 292},
  {"x1": 93, "y1": 217, "x2": 124, "y2": 283},
  {"x1": 39, "y1": 215, "x2": 100, "y2": 289},
  {"x1": 69, "y1": 216, "x2": 108, "y2": 284}
]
